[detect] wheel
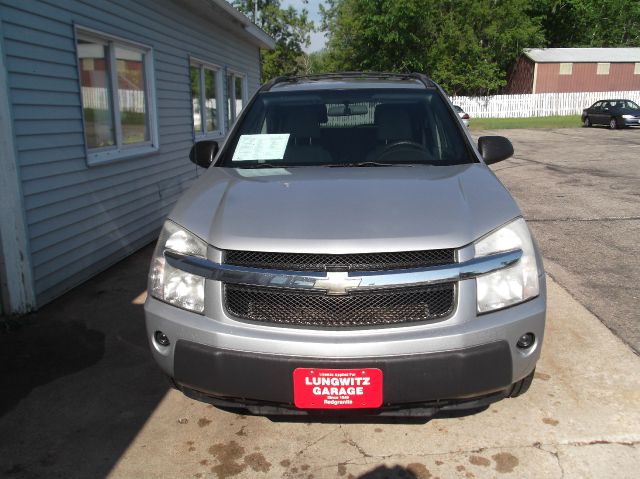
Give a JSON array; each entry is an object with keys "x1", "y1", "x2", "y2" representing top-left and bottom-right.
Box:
[
  {"x1": 609, "y1": 117, "x2": 617, "y2": 130},
  {"x1": 508, "y1": 368, "x2": 535, "y2": 398},
  {"x1": 583, "y1": 116, "x2": 591, "y2": 127}
]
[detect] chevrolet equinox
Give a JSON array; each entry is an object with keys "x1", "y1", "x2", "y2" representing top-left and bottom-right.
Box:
[{"x1": 144, "y1": 72, "x2": 546, "y2": 416}]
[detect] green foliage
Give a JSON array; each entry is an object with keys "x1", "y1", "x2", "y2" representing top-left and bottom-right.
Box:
[
  {"x1": 303, "y1": 50, "x2": 331, "y2": 74},
  {"x1": 232, "y1": 0, "x2": 640, "y2": 93},
  {"x1": 316, "y1": 0, "x2": 639, "y2": 94},
  {"x1": 533, "y1": 0, "x2": 640, "y2": 47},
  {"x1": 319, "y1": 0, "x2": 546, "y2": 95},
  {"x1": 234, "y1": 0, "x2": 314, "y2": 80}
]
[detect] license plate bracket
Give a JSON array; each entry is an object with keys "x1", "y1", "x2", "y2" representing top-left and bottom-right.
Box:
[{"x1": 293, "y1": 368, "x2": 383, "y2": 409}]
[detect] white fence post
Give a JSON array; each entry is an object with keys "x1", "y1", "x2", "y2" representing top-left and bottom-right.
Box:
[{"x1": 450, "y1": 90, "x2": 640, "y2": 118}]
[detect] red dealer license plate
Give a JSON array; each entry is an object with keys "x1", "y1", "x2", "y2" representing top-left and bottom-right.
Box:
[{"x1": 293, "y1": 368, "x2": 383, "y2": 409}]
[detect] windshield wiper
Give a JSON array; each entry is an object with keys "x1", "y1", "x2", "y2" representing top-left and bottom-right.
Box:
[
  {"x1": 323, "y1": 161, "x2": 424, "y2": 167},
  {"x1": 324, "y1": 161, "x2": 395, "y2": 167}
]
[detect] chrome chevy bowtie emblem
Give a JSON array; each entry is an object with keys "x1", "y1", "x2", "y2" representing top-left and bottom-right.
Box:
[{"x1": 313, "y1": 272, "x2": 362, "y2": 295}]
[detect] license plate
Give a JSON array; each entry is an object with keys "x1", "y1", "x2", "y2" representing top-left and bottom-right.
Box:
[{"x1": 293, "y1": 368, "x2": 383, "y2": 409}]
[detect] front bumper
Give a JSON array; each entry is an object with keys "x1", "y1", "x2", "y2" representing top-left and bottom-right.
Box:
[
  {"x1": 174, "y1": 340, "x2": 512, "y2": 405},
  {"x1": 144, "y1": 275, "x2": 546, "y2": 409},
  {"x1": 622, "y1": 117, "x2": 640, "y2": 126}
]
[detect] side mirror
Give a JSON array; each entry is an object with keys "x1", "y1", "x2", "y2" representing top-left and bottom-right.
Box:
[
  {"x1": 189, "y1": 140, "x2": 218, "y2": 168},
  {"x1": 478, "y1": 136, "x2": 514, "y2": 165}
]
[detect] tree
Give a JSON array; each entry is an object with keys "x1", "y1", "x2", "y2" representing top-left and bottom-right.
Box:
[
  {"x1": 535, "y1": 0, "x2": 640, "y2": 47},
  {"x1": 233, "y1": 1, "x2": 314, "y2": 81},
  {"x1": 301, "y1": 50, "x2": 331, "y2": 74},
  {"x1": 318, "y1": 0, "x2": 640, "y2": 94},
  {"x1": 319, "y1": 0, "x2": 546, "y2": 95}
]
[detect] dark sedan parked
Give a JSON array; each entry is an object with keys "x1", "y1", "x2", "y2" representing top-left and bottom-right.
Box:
[{"x1": 582, "y1": 99, "x2": 640, "y2": 129}]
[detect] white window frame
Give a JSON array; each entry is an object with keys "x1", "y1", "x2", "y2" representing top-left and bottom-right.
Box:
[
  {"x1": 634, "y1": 62, "x2": 640, "y2": 75},
  {"x1": 189, "y1": 58, "x2": 223, "y2": 139},
  {"x1": 75, "y1": 26, "x2": 158, "y2": 166},
  {"x1": 597, "y1": 62, "x2": 610, "y2": 75},
  {"x1": 226, "y1": 70, "x2": 248, "y2": 126},
  {"x1": 559, "y1": 63, "x2": 572, "y2": 75}
]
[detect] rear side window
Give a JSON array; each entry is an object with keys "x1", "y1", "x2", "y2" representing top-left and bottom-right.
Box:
[{"x1": 219, "y1": 89, "x2": 474, "y2": 167}]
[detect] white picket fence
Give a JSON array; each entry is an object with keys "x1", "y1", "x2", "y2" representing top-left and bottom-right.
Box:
[
  {"x1": 450, "y1": 90, "x2": 640, "y2": 118},
  {"x1": 82, "y1": 86, "x2": 145, "y2": 112}
]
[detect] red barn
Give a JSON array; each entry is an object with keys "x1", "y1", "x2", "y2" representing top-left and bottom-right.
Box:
[{"x1": 507, "y1": 48, "x2": 640, "y2": 94}]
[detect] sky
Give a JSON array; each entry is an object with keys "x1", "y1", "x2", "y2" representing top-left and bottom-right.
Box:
[{"x1": 280, "y1": 0, "x2": 328, "y2": 53}]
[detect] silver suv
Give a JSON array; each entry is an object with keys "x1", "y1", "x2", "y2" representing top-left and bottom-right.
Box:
[{"x1": 145, "y1": 73, "x2": 545, "y2": 416}]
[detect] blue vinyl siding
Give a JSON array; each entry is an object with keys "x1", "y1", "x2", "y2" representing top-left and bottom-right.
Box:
[{"x1": 0, "y1": 0, "x2": 262, "y2": 305}]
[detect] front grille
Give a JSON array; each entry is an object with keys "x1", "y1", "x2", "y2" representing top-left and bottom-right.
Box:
[
  {"x1": 224, "y1": 249, "x2": 456, "y2": 272},
  {"x1": 224, "y1": 284, "x2": 455, "y2": 327}
]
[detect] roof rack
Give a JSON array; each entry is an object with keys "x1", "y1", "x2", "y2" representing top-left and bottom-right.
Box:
[{"x1": 262, "y1": 71, "x2": 434, "y2": 91}]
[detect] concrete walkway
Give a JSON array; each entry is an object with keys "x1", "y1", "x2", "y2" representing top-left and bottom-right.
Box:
[{"x1": 105, "y1": 276, "x2": 640, "y2": 479}]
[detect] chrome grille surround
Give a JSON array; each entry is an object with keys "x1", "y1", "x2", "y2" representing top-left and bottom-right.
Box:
[{"x1": 163, "y1": 248, "x2": 522, "y2": 327}]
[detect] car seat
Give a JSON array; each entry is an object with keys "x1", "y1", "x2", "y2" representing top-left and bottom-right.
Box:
[
  {"x1": 366, "y1": 104, "x2": 416, "y2": 161},
  {"x1": 281, "y1": 105, "x2": 332, "y2": 164}
]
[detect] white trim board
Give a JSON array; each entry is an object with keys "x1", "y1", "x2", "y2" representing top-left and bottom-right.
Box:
[{"x1": 0, "y1": 21, "x2": 36, "y2": 314}]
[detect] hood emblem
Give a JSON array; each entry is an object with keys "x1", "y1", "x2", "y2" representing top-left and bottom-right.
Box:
[{"x1": 313, "y1": 272, "x2": 362, "y2": 295}]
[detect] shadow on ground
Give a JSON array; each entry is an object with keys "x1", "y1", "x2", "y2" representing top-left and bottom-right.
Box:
[
  {"x1": 0, "y1": 319, "x2": 105, "y2": 416},
  {"x1": 0, "y1": 244, "x2": 169, "y2": 478},
  {"x1": 358, "y1": 464, "x2": 425, "y2": 478}
]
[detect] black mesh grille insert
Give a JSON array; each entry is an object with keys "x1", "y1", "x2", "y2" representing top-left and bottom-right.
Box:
[
  {"x1": 224, "y1": 249, "x2": 456, "y2": 272},
  {"x1": 224, "y1": 284, "x2": 455, "y2": 327}
]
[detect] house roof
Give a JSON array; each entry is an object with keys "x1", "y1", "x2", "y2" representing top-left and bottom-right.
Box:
[
  {"x1": 524, "y1": 48, "x2": 640, "y2": 63},
  {"x1": 181, "y1": 0, "x2": 275, "y2": 49}
]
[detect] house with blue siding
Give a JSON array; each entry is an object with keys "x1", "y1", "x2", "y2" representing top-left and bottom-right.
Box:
[{"x1": 0, "y1": 0, "x2": 274, "y2": 314}]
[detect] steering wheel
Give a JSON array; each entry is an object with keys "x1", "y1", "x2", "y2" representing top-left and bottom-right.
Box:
[{"x1": 374, "y1": 140, "x2": 433, "y2": 162}]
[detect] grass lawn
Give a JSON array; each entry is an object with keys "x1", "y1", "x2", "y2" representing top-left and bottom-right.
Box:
[{"x1": 470, "y1": 115, "x2": 582, "y2": 130}]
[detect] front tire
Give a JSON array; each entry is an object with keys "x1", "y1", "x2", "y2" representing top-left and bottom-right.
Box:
[
  {"x1": 508, "y1": 368, "x2": 535, "y2": 398},
  {"x1": 583, "y1": 116, "x2": 591, "y2": 127},
  {"x1": 609, "y1": 117, "x2": 618, "y2": 130}
]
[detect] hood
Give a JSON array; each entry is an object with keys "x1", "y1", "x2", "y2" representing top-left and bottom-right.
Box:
[{"x1": 168, "y1": 165, "x2": 522, "y2": 253}]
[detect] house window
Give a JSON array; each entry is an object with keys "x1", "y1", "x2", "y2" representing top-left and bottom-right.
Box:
[
  {"x1": 226, "y1": 72, "x2": 246, "y2": 125},
  {"x1": 76, "y1": 28, "x2": 157, "y2": 165},
  {"x1": 190, "y1": 61, "x2": 222, "y2": 137},
  {"x1": 597, "y1": 62, "x2": 610, "y2": 75},
  {"x1": 634, "y1": 62, "x2": 640, "y2": 74},
  {"x1": 559, "y1": 63, "x2": 572, "y2": 75}
]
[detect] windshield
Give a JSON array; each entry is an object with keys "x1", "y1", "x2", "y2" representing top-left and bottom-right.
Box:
[
  {"x1": 620, "y1": 100, "x2": 640, "y2": 109},
  {"x1": 218, "y1": 89, "x2": 474, "y2": 168}
]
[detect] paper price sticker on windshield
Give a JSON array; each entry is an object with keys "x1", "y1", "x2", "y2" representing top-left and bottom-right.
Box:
[
  {"x1": 232, "y1": 134, "x2": 290, "y2": 161},
  {"x1": 293, "y1": 368, "x2": 383, "y2": 409}
]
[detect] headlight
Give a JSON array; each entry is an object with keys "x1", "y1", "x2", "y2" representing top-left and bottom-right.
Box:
[
  {"x1": 622, "y1": 114, "x2": 634, "y2": 119},
  {"x1": 149, "y1": 220, "x2": 207, "y2": 313},
  {"x1": 474, "y1": 218, "x2": 540, "y2": 313}
]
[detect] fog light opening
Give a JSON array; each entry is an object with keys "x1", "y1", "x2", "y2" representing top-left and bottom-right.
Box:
[
  {"x1": 516, "y1": 332, "x2": 535, "y2": 350},
  {"x1": 154, "y1": 331, "x2": 170, "y2": 347}
]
